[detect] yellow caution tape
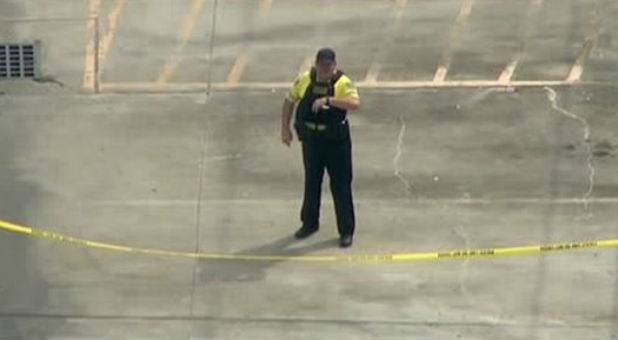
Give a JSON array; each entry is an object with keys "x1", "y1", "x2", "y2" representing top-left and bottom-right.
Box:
[{"x1": 1, "y1": 218, "x2": 617, "y2": 263}]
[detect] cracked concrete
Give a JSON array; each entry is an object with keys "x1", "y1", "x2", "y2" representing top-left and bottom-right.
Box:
[
  {"x1": 544, "y1": 86, "x2": 595, "y2": 217},
  {"x1": 1, "y1": 86, "x2": 616, "y2": 340},
  {"x1": 453, "y1": 224, "x2": 473, "y2": 308},
  {"x1": 393, "y1": 114, "x2": 413, "y2": 200}
]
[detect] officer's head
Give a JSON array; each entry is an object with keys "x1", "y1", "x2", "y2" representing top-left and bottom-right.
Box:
[{"x1": 315, "y1": 47, "x2": 337, "y2": 80}]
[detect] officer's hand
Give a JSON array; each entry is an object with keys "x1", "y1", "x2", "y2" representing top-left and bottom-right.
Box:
[
  {"x1": 311, "y1": 97, "x2": 328, "y2": 113},
  {"x1": 281, "y1": 128, "x2": 293, "y2": 147}
]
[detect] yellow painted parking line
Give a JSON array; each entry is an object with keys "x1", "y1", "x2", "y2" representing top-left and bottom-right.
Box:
[
  {"x1": 1, "y1": 218, "x2": 616, "y2": 263},
  {"x1": 363, "y1": 62, "x2": 381, "y2": 83},
  {"x1": 226, "y1": 48, "x2": 250, "y2": 84},
  {"x1": 498, "y1": 59, "x2": 519, "y2": 84},
  {"x1": 86, "y1": 0, "x2": 103, "y2": 31},
  {"x1": 433, "y1": 0, "x2": 475, "y2": 83},
  {"x1": 156, "y1": 0, "x2": 206, "y2": 84},
  {"x1": 566, "y1": 3, "x2": 602, "y2": 83},
  {"x1": 98, "y1": 0, "x2": 126, "y2": 62},
  {"x1": 498, "y1": 0, "x2": 544, "y2": 84},
  {"x1": 433, "y1": 66, "x2": 449, "y2": 83},
  {"x1": 223, "y1": 0, "x2": 274, "y2": 85},
  {"x1": 259, "y1": 0, "x2": 274, "y2": 11},
  {"x1": 81, "y1": 0, "x2": 103, "y2": 92},
  {"x1": 81, "y1": 0, "x2": 126, "y2": 92},
  {"x1": 364, "y1": 0, "x2": 409, "y2": 83}
]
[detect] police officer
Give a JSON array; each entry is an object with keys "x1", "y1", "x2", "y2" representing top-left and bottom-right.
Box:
[{"x1": 280, "y1": 48, "x2": 361, "y2": 248}]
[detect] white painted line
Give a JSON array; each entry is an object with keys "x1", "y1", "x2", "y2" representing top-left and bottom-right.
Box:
[
  {"x1": 364, "y1": 0, "x2": 409, "y2": 84},
  {"x1": 566, "y1": 2, "x2": 614, "y2": 83},
  {"x1": 99, "y1": 79, "x2": 612, "y2": 93},
  {"x1": 433, "y1": 0, "x2": 475, "y2": 83},
  {"x1": 222, "y1": 0, "x2": 273, "y2": 85},
  {"x1": 498, "y1": 0, "x2": 544, "y2": 84},
  {"x1": 0, "y1": 16, "x2": 96, "y2": 23},
  {"x1": 87, "y1": 197, "x2": 618, "y2": 207},
  {"x1": 498, "y1": 59, "x2": 519, "y2": 84},
  {"x1": 156, "y1": 0, "x2": 207, "y2": 84},
  {"x1": 81, "y1": 0, "x2": 103, "y2": 93},
  {"x1": 81, "y1": 0, "x2": 126, "y2": 92},
  {"x1": 297, "y1": 2, "x2": 337, "y2": 76},
  {"x1": 566, "y1": 64, "x2": 584, "y2": 83},
  {"x1": 566, "y1": 3, "x2": 602, "y2": 83}
]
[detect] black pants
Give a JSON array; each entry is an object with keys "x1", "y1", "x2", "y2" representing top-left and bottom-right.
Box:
[{"x1": 300, "y1": 132, "x2": 355, "y2": 236}]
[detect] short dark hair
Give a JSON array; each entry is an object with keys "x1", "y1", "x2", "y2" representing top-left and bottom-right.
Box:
[{"x1": 316, "y1": 48, "x2": 336, "y2": 65}]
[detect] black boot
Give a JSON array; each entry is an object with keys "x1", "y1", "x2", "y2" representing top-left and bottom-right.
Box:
[
  {"x1": 294, "y1": 226, "x2": 319, "y2": 239},
  {"x1": 339, "y1": 234, "x2": 353, "y2": 248}
]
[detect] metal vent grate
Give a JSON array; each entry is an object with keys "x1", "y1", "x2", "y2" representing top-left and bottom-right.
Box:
[{"x1": 0, "y1": 43, "x2": 39, "y2": 79}]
